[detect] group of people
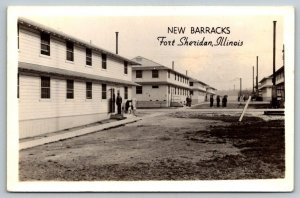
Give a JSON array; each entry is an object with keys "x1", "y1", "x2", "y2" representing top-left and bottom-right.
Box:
[
  {"x1": 210, "y1": 95, "x2": 227, "y2": 107},
  {"x1": 115, "y1": 92, "x2": 136, "y2": 115}
]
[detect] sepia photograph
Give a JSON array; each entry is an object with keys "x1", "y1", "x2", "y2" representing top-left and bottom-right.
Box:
[{"x1": 7, "y1": 6, "x2": 294, "y2": 192}]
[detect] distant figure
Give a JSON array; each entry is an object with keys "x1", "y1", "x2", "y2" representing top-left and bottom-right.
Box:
[
  {"x1": 216, "y1": 95, "x2": 220, "y2": 107},
  {"x1": 116, "y1": 92, "x2": 122, "y2": 114},
  {"x1": 186, "y1": 96, "x2": 189, "y2": 107},
  {"x1": 210, "y1": 95, "x2": 214, "y2": 107},
  {"x1": 222, "y1": 95, "x2": 227, "y2": 107},
  {"x1": 238, "y1": 96, "x2": 240, "y2": 102},
  {"x1": 243, "y1": 95, "x2": 246, "y2": 102},
  {"x1": 128, "y1": 102, "x2": 132, "y2": 114},
  {"x1": 132, "y1": 98, "x2": 137, "y2": 116}
]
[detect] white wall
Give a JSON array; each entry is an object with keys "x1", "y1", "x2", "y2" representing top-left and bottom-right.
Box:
[
  {"x1": 19, "y1": 26, "x2": 132, "y2": 82},
  {"x1": 132, "y1": 85, "x2": 168, "y2": 101},
  {"x1": 18, "y1": 74, "x2": 132, "y2": 138}
]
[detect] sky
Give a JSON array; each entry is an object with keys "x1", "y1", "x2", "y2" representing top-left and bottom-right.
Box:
[{"x1": 24, "y1": 13, "x2": 284, "y2": 90}]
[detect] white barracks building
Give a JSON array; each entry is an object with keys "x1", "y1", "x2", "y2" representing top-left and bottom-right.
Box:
[
  {"x1": 131, "y1": 56, "x2": 190, "y2": 108},
  {"x1": 18, "y1": 18, "x2": 139, "y2": 138},
  {"x1": 189, "y1": 78, "x2": 209, "y2": 104}
]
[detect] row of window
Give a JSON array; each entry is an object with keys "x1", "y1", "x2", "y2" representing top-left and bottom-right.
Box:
[
  {"x1": 135, "y1": 70, "x2": 159, "y2": 78},
  {"x1": 136, "y1": 70, "x2": 188, "y2": 84},
  {"x1": 174, "y1": 72, "x2": 189, "y2": 84},
  {"x1": 33, "y1": 31, "x2": 128, "y2": 74},
  {"x1": 135, "y1": 85, "x2": 189, "y2": 96},
  {"x1": 18, "y1": 76, "x2": 128, "y2": 100}
]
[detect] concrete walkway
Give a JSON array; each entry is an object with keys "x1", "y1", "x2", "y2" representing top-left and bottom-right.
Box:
[{"x1": 20, "y1": 115, "x2": 142, "y2": 150}]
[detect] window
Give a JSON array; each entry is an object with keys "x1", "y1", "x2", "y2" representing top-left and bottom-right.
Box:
[
  {"x1": 136, "y1": 86, "x2": 143, "y2": 94},
  {"x1": 175, "y1": 74, "x2": 177, "y2": 80},
  {"x1": 66, "y1": 41, "x2": 74, "y2": 61},
  {"x1": 168, "y1": 70, "x2": 170, "y2": 78},
  {"x1": 66, "y1": 80, "x2": 74, "y2": 99},
  {"x1": 190, "y1": 82, "x2": 194, "y2": 86},
  {"x1": 152, "y1": 70, "x2": 159, "y2": 78},
  {"x1": 152, "y1": 85, "x2": 159, "y2": 88},
  {"x1": 102, "y1": 84, "x2": 107, "y2": 99},
  {"x1": 190, "y1": 90, "x2": 194, "y2": 95},
  {"x1": 41, "y1": 76, "x2": 50, "y2": 98},
  {"x1": 17, "y1": 74, "x2": 19, "y2": 98},
  {"x1": 41, "y1": 32, "x2": 50, "y2": 56},
  {"x1": 168, "y1": 85, "x2": 170, "y2": 94},
  {"x1": 102, "y1": 53, "x2": 107, "y2": 69},
  {"x1": 136, "y1": 70, "x2": 143, "y2": 78},
  {"x1": 124, "y1": 61, "x2": 128, "y2": 74},
  {"x1": 124, "y1": 87, "x2": 128, "y2": 99},
  {"x1": 86, "y1": 48, "x2": 92, "y2": 66},
  {"x1": 86, "y1": 82, "x2": 92, "y2": 99}
]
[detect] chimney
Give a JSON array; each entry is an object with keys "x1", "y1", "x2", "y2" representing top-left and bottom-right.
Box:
[
  {"x1": 172, "y1": 61, "x2": 174, "y2": 70},
  {"x1": 115, "y1": 32, "x2": 119, "y2": 54}
]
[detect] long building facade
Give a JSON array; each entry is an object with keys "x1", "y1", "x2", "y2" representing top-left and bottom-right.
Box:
[
  {"x1": 131, "y1": 56, "x2": 191, "y2": 108},
  {"x1": 131, "y1": 56, "x2": 216, "y2": 108},
  {"x1": 18, "y1": 18, "x2": 139, "y2": 138}
]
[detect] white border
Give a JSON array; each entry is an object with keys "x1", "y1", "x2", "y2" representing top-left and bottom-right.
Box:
[{"x1": 7, "y1": 6, "x2": 295, "y2": 192}]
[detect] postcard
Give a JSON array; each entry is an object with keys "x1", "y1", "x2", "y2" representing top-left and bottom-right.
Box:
[{"x1": 7, "y1": 6, "x2": 294, "y2": 192}]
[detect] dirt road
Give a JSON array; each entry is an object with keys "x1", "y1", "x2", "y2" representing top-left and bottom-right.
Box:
[{"x1": 19, "y1": 110, "x2": 285, "y2": 181}]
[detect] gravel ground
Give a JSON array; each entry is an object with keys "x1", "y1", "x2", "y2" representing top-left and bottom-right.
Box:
[{"x1": 19, "y1": 110, "x2": 285, "y2": 181}]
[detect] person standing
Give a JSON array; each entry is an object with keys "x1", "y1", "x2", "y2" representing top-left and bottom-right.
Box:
[
  {"x1": 116, "y1": 91, "x2": 122, "y2": 114},
  {"x1": 210, "y1": 95, "x2": 214, "y2": 107},
  {"x1": 222, "y1": 95, "x2": 227, "y2": 107},
  {"x1": 216, "y1": 95, "x2": 220, "y2": 107},
  {"x1": 186, "y1": 96, "x2": 189, "y2": 107}
]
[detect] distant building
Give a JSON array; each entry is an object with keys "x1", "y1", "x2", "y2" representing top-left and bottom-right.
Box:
[
  {"x1": 259, "y1": 66, "x2": 285, "y2": 102},
  {"x1": 275, "y1": 66, "x2": 285, "y2": 102},
  {"x1": 18, "y1": 18, "x2": 139, "y2": 138},
  {"x1": 258, "y1": 76, "x2": 273, "y2": 101},
  {"x1": 189, "y1": 78, "x2": 208, "y2": 104},
  {"x1": 131, "y1": 56, "x2": 190, "y2": 107},
  {"x1": 205, "y1": 86, "x2": 217, "y2": 101}
]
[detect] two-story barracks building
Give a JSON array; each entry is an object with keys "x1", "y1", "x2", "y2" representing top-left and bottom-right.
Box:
[
  {"x1": 189, "y1": 78, "x2": 208, "y2": 104},
  {"x1": 131, "y1": 56, "x2": 190, "y2": 108},
  {"x1": 18, "y1": 18, "x2": 139, "y2": 138}
]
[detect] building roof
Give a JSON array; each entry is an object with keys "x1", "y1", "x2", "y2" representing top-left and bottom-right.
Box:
[
  {"x1": 18, "y1": 18, "x2": 140, "y2": 66},
  {"x1": 275, "y1": 66, "x2": 284, "y2": 75},
  {"x1": 259, "y1": 66, "x2": 284, "y2": 83},
  {"x1": 132, "y1": 56, "x2": 189, "y2": 78},
  {"x1": 259, "y1": 75, "x2": 272, "y2": 83},
  {"x1": 189, "y1": 77, "x2": 208, "y2": 86},
  {"x1": 206, "y1": 86, "x2": 217, "y2": 91},
  {"x1": 18, "y1": 62, "x2": 140, "y2": 86}
]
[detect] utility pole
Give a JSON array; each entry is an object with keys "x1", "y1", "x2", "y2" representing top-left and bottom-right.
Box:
[
  {"x1": 256, "y1": 56, "x2": 259, "y2": 97},
  {"x1": 240, "y1": 78, "x2": 242, "y2": 97},
  {"x1": 282, "y1": 44, "x2": 285, "y2": 67},
  {"x1": 272, "y1": 21, "x2": 277, "y2": 108},
  {"x1": 115, "y1": 32, "x2": 119, "y2": 54},
  {"x1": 252, "y1": 66, "x2": 254, "y2": 94}
]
